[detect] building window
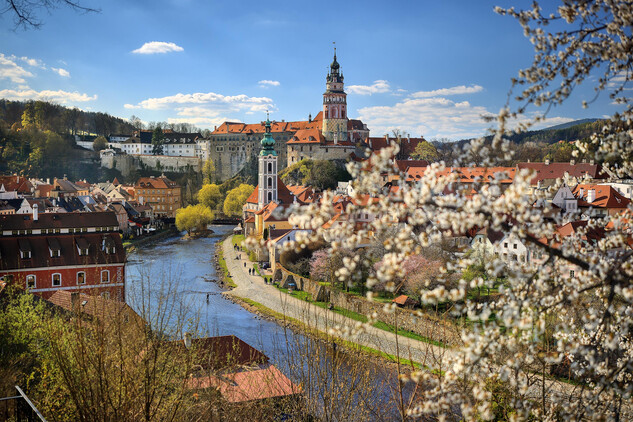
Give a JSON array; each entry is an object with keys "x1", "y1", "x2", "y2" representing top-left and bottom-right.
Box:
[
  {"x1": 268, "y1": 192, "x2": 272, "y2": 201},
  {"x1": 570, "y1": 270, "x2": 575, "y2": 278},
  {"x1": 268, "y1": 162, "x2": 272, "y2": 172},
  {"x1": 513, "y1": 244, "x2": 518, "y2": 250},
  {"x1": 101, "y1": 270, "x2": 110, "y2": 283},
  {"x1": 77, "y1": 271, "x2": 86, "y2": 285},
  {"x1": 52, "y1": 273, "x2": 62, "y2": 287},
  {"x1": 26, "y1": 275, "x2": 36, "y2": 289},
  {"x1": 268, "y1": 177, "x2": 272, "y2": 188}
]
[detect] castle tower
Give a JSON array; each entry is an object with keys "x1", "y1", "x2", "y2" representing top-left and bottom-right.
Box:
[
  {"x1": 322, "y1": 48, "x2": 348, "y2": 143},
  {"x1": 258, "y1": 114, "x2": 278, "y2": 209}
]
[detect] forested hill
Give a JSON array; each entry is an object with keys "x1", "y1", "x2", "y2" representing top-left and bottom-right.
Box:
[
  {"x1": 0, "y1": 99, "x2": 135, "y2": 135},
  {"x1": 457, "y1": 118, "x2": 603, "y2": 146}
]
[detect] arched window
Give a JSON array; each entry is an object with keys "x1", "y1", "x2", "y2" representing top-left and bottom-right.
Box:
[
  {"x1": 26, "y1": 274, "x2": 36, "y2": 289},
  {"x1": 268, "y1": 177, "x2": 272, "y2": 188},
  {"x1": 268, "y1": 162, "x2": 272, "y2": 172},
  {"x1": 101, "y1": 270, "x2": 110, "y2": 283}
]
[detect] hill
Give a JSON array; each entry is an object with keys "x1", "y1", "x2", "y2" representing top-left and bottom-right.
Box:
[
  {"x1": 0, "y1": 99, "x2": 136, "y2": 135},
  {"x1": 542, "y1": 118, "x2": 599, "y2": 131}
]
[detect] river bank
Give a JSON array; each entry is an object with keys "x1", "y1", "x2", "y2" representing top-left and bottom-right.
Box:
[{"x1": 123, "y1": 226, "x2": 178, "y2": 253}]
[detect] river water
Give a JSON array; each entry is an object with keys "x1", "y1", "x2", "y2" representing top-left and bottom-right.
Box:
[{"x1": 125, "y1": 226, "x2": 412, "y2": 421}]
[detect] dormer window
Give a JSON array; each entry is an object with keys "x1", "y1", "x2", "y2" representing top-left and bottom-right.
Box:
[
  {"x1": 18, "y1": 239, "x2": 32, "y2": 259},
  {"x1": 103, "y1": 237, "x2": 116, "y2": 254},
  {"x1": 76, "y1": 238, "x2": 89, "y2": 256},
  {"x1": 48, "y1": 238, "x2": 61, "y2": 258}
]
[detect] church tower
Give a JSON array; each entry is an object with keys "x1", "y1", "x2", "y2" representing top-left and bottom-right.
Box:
[
  {"x1": 258, "y1": 114, "x2": 278, "y2": 209},
  {"x1": 322, "y1": 48, "x2": 348, "y2": 143}
]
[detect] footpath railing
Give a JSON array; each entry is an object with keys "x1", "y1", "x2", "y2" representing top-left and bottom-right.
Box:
[
  {"x1": 0, "y1": 386, "x2": 47, "y2": 421},
  {"x1": 273, "y1": 264, "x2": 463, "y2": 347}
]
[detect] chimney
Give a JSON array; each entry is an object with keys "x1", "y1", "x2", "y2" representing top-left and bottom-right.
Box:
[
  {"x1": 308, "y1": 113, "x2": 312, "y2": 123},
  {"x1": 587, "y1": 189, "x2": 596, "y2": 203},
  {"x1": 545, "y1": 159, "x2": 550, "y2": 165},
  {"x1": 579, "y1": 187, "x2": 584, "y2": 198},
  {"x1": 570, "y1": 159, "x2": 575, "y2": 165},
  {"x1": 590, "y1": 159, "x2": 595, "y2": 165},
  {"x1": 183, "y1": 332, "x2": 192, "y2": 349},
  {"x1": 33, "y1": 204, "x2": 38, "y2": 221}
]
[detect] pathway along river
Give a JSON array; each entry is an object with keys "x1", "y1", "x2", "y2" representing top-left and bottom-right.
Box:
[{"x1": 125, "y1": 226, "x2": 414, "y2": 421}]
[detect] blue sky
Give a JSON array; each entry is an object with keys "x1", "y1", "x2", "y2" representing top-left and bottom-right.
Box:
[{"x1": 0, "y1": 0, "x2": 617, "y2": 140}]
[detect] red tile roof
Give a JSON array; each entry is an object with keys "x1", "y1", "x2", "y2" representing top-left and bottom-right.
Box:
[
  {"x1": 572, "y1": 184, "x2": 630, "y2": 208},
  {"x1": 518, "y1": 162, "x2": 606, "y2": 185},
  {"x1": 212, "y1": 113, "x2": 323, "y2": 135},
  {"x1": 0, "y1": 232, "x2": 125, "y2": 271},
  {"x1": 135, "y1": 176, "x2": 179, "y2": 189},
  {"x1": 287, "y1": 128, "x2": 325, "y2": 145},
  {"x1": 186, "y1": 364, "x2": 300, "y2": 403},
  {"x1": 0, "y1": 176, "x2": 33, "y2": 194}
]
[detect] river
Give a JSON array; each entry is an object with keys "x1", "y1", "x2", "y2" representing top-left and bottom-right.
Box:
[{"x1": 125, "y1": 225, "x2": 414, "y2": 421}]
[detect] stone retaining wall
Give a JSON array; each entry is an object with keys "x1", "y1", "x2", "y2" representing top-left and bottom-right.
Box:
[{"x1": 274, "y1": 265, "x2": 463, "y2": 347}]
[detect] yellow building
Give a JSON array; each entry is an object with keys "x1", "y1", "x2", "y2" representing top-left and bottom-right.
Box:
[{"x1": 134, "y1": 175, "x2": 182, "y2": 218}]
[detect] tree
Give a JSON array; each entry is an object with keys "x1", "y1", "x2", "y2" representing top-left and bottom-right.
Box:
[
  {"x1": 197, "y1": 183, "x2": 222, "y2": 211},
  {"x1": 92, "y1": 135, "x2": 108, "y2": 152},
  {"x1": 201, "y1": 158, "x2": 216, "y2": 184},
  {"x1": 2, "y1": 0, "x2": 99, "y2": 29},
  {"x1": 151, "y1": 127, "x2": 165, "y2": 155},
  {"x1": 286, "y1": 2, "x2": 633, "y2": 420},
  {"x1": 411, "y1": 140, "x2": 439, "y2": 161},
  {"x1": 223, "y1": 184, "x2": 255, "y2": 217},
  {"x1": 175, "y1": 204, "x2": 214, "y2": 235},
  {"x1": 129, "y1": 115, "x2": 143, "y2": 130}
]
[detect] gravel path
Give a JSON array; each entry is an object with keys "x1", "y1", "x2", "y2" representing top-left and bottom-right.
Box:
[{"x1": 222, "y1": 237, "x2": 452, "y2": 369}]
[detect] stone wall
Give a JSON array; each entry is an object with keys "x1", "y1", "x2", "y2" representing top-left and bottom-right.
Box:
[
  {"x1": 274, "y1": 264, "x2": 463, "y2": 347},
  {"x1": 100, "y1": 153, "x2": 135, "y2": 177},
  {"x1": 137, "y1": 155, "x2": 201, "y2": 172}
]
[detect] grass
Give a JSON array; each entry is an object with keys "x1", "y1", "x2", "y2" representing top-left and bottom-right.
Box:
[
  {"x1": 232, "y1": 234, "x2": 245, "y2": 247},
  {"x1": 275, "y1": 285, "x2": 313, "y2": 301},
  {"x1": 372, "y1": 321, "x2": 448, "y2": 348},
  {"x1": 217, "y1": 245, "x2": 236, "y2": 288},
  {"x1": 238, "y1": 298, "x2": 432, "y2": 373}
]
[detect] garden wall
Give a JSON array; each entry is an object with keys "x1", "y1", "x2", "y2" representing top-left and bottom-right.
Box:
[{"x1": 275, "y1": 265, "x2": 463, "y2": 347}]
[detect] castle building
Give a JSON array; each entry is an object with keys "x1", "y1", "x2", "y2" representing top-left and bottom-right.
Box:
[{"x1": 207, "y1": 51, "x2": 370, "y2": 180}]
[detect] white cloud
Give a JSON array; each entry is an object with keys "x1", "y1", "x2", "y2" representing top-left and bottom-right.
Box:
[
  {"x1": 411, "y1": 84, "x2": 484, "y2": 98},
  {"x1": 51, "y1": 67, "x2": 70, "y2": 77},
  {"x1": 347, "y1": 80, "x2": 391, "y2": 95},
  {"x1": 18, "y1": 56, "x2": 45, "y2": 68},
  {"x1": 0, "y1": 88, "x2": 97, "y2": 103},
  {"x1": 358, "y1": 96, "x2": 496, "y2": 139},
  {"x1": 132, "y1": 41, "x2": 184, "y2": 55},
  {"x1": 258, "y1": 80, "x2": 280, "y2": 87},
  {"x1": 125, "y1": 91, "x2": 274, "y2": 113},
  {"x1": 0, "y1": 54, "x2": 33, "y2": 84},
  {"x1": 165, "y1": 106, "x2": 235, "y2": 128}
]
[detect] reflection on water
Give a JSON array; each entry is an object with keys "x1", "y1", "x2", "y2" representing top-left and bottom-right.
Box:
[{"x1": 126, "y1": 225, "x2": 414, "y2": 421}]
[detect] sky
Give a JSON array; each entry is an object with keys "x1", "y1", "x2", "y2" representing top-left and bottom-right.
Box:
[{"x1": 0, "y1": 0, "x2": 619, "y2": 140}]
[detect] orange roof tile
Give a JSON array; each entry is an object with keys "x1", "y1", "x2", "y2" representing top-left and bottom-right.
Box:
[{"x1": 572, "y1": 184, "x2": 630, "y2": 208}]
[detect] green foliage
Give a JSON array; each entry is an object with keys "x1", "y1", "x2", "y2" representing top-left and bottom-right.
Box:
[
  {"x1": 197, "y1": 183, "x2": 222, "y2": 211},
  {"x1": 92, "y1": 135, "x2": 108, "y2": 151},
  {"x1": 151, "y1": 127, "x2": 165, "y2": 155},
  {"x1": 411, "y1": 140, "x2": 439, "y2": 161},
  {"x1": 1, "y1": 99, "x2": 135, "y2": 135},
  {"x1": 280, "y1": 159, "x2": 350, "y2": 190},
  {"x1": 202, "y1": 158, "x2": 216, "y2": 184},
  {"x1": 223, "y1": 184, "x2": 255, "y2": 217},
  {"x1": 175, "y1": 204, "x2": 214, "y2": 235}
]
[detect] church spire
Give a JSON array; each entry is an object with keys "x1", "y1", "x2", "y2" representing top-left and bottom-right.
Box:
[{"x1": 260, "y1": 111, "x2": 277, "y2": 156}]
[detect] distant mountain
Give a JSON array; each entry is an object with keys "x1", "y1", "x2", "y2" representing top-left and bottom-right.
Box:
[
  {"x1": 541, "y1": 118, "x2": 599, "y2": 131},
  {"x1": 455, "y1": 118, "x2": 605, "y2": 146}
]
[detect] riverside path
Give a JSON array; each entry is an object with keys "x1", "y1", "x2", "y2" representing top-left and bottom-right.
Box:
[{"x1": 222, "y1": 237, "x2": 451, "y2": 369}]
